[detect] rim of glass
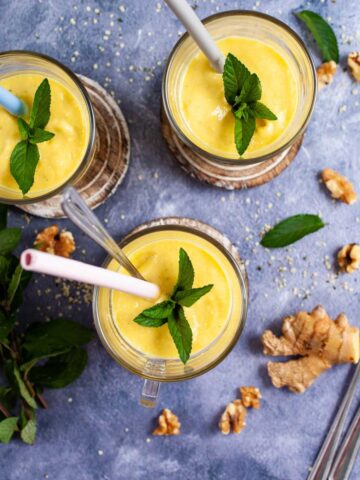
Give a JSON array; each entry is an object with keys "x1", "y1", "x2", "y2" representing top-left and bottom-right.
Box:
[
  {"x1": 92, "y1": 217, "x2": 248, "y2": 382},
  {"x1": 0, "y1": 50, "x2": 96, "y2": 204},
  {"x1": 162, "y1": 10, "x2": 317, "y2": 167}
]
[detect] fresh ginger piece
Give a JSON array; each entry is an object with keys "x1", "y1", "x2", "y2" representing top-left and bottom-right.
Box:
[{"x1": 262, "y1": 306, "x2": 360, "y2": 393}]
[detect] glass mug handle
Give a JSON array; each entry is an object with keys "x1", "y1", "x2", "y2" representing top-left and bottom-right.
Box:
[{"x1": 140, "y1": 360, "x2": 165, "y2": 408}]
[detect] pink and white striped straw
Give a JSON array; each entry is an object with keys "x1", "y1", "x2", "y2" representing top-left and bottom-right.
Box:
[{"x1": 20, "y1": 249, "x2": 160, "y2": 300}]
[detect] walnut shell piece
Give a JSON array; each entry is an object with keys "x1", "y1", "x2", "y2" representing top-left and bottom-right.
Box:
[
  {"x1": 219, "y1": 399, "x2": 247, "y2": 435},
  {"x1": 348, "y1": 51, "x2": 360, "y2": 82},
  {"x1": 316, "y1": 61, "x2": 337, "y2": 90},
  {"x1": 338, "y1": 244, "x2": 360, "y2": 273},
  {"x1": 152, "y1": 408, "x2": 181, "y2": 436},
  {"x1": 34, "y1": 225, "x2": 76, "y2": 258},
  {"x1": 322, "y1": 168, "x2": 357, "y2": 205},
  {"x1": 240, "y1": 386, "x2": 262, "y2": 409}
]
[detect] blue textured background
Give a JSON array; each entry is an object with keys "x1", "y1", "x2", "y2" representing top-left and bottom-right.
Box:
[{"x1": 1, "y1": 0, "x2": 360, "y2": 479}]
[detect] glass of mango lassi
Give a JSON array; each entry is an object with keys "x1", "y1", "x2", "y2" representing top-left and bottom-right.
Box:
[
  {"x1": 0, "y1": 51, "x2": 95, "y2": 203},
  {"x1": 162, "y1": 11, "x2": 317, "y2": 164},
  {"x1": 93, "y1": 218, "x2": 248, "y2": 406}
]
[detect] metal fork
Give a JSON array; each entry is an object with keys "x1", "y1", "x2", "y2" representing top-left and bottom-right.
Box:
[{"x1": 307, "y1": 362, "x2": 360, "y2": 480}]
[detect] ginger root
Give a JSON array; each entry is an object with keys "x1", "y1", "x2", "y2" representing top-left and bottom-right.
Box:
[{"x1": 261, "y1": 306, "x2": 359, "y2": 393}]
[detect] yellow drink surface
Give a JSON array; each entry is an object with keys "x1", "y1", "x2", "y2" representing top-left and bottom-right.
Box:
[
  {"x1": 176, "y1": 36, "x2": 298, "y2": 158},
  {"x1": 0, "y1": 73, "x2": 88, "y2": 196},
  {"x1": 108, "y1": 230, "x2": 240, "y2": 359}
]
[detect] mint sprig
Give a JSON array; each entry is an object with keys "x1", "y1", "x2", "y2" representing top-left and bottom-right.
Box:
[
  {"x1": 260, "y1": 214, "x2": 325, "y2": 248},
  {"x1": 296, "y1": 11, "x2": 339, "y2": 63},
  {"x1": 10, "y1": 78, "x2": 55, "y2": 195},
  {"x1": 222, "y1": 53, "x2": 277, "y2": 156},
  {"x1": 133, "y1": 248, "x2": 213, "y2": 364}
]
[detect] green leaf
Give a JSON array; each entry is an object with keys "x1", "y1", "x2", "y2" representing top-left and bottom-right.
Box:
[
  {"x1": 17, "y1": 118, "x2": 29, "y2": 140},
  {"x1": 7, "y1": 264, "x2": 23, "y2": 308},
  {"x1": 0, "y1": 204, "x2": 7, "y2": 230},
  {"x1": 10, "y1": 140, "x2": 40, "y2": 195},
  {"x1": 0, "y1": 417, "x2": 18, "y2": 444},
  {"x1": 20, "y1": 408, "x2": 36, "y2": 445},
  {"x1": 0, "y1": 256, "x2": 10, "y2": 282},
  {"x1": 0, "y1": 311, "x2": 15, "y2": 341},
  {"x1": 134, "y1": 301, "x2": 174, "y2": 320},
  {"x1": 29, "y1": 78, "x2": 51, "y2": 129},
  {"x1": 0, "y1": 228, "x2": 21, "y2": 256},
  {"x1": 133, "y1": 316, "x2": 168, "y2": 327},
  {"x1": 260, "y1": 214, "x2": 325, "y2": 248},
  {"x1": 29, "y1": 348, "x2": 88, "y2": 388},
  {"x1": 174, "y1": 248, "x2": 194, "y2": 293},
  {"x1": 0, "y1": 387, "x2": 16, "y2": 416},
  {"x1": 234, "y1": 115, "x2": 256, "y2": 156},
  {"x1": 296, "y1": 10, "x2": 339, "y2": 63},
  {"x1": 23, "y1": 319, "x2": 93, "y2": 358},
  {"x1": 8, "y1": 267, "x2": 32, "y2": 312},
  {"x1": 222, "y1": 53, "x2": 251, "y2": 105},
  {"x1": 168, "y1": 307, "x2": 192, "y2": 364},
  {"x1": 238, "y1": 73, "x2": 262, "y2": 103},
  {"x1": 252, "y1": 102, "x2": 277, "y2": 120},
  {"x1": 13, "y1": 365, "x2": 37, "y2": 409},
  {"x1": 174, "y1": 284, "x2": 214, "y2": 307},
  {"x1": 29, "y1": 128, "x2": 55, "y2": 144}
]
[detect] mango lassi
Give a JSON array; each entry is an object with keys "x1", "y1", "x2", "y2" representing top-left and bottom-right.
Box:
[
  {"x1": 0, "y1": 73, "x2": 89, "y2": 198},
  {"x1": 174, "y1": 36, "x2": 298, "y2": 159},
  {"x1": 97, "y1": 227, "x2": 243, "y2": 362}
]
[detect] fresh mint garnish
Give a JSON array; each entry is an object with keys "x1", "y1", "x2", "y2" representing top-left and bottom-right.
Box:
[
  {"x1": 133, "y1": 248, "x2": 213, "y2": 364},
  {"x1": 296, "y1": 11, "x2": 339, "y2": 63},
  {"x1": 0, "y1": 204, "x2": 93, "y2": 444},
  {"x1": 222, "y1": 53, "x2": 277, "y2": 156},
  {"x1": 9, "y1": 78, "x2": 55, "y2": 195},
  {"x1": 260, "y1": 214, "x2": 325, "y2": 248}
]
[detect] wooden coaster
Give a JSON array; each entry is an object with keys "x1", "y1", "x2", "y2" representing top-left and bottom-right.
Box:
[
  {"x1": 17, "y1": 76, "x2": 130, "y2": 218},
  {"x1": 161, "y1": 110, "x2": 303, "y2": 190}
]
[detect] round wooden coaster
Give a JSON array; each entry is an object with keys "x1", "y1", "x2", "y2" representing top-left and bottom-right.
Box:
[
  {"x1": 161, "y1": 110, "x2": 303, "y2": 190},
  {"x1": 17, "y1": 76, "x2": 130, "y2": 218}
]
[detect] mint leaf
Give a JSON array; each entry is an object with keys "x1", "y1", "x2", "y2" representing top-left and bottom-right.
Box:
[
  {"x1": 10, "y1": 140, "x2": 40, "y2": 195},
  {"x1": 252, "y1": 102, "x2": 277, "y2": 120},
  {"x1": 20, "y1": 415, "x2": 36, "y2": 445},
  {"x1": 168, "y1": 307, "x2": 192, "y2": 364},
  {"x1": 13, "y1": 365, "x2": 37, "y2": 409},
  {"x1": 0, "y1": 311, "x2": 15, "y2": 341},
  {"x1": 7, "y1": 264, "x2": 23, "y2": 308},
  {"x1": 296, "y1": 11, "x2": 339, "y2": 63},
  {"x1": 0, "y1": 228, "x2": 21, "y2": 256},
  {"x1": 238, "y1": 73, "x2": 261, "y2": 103},
  {"x1": 133, "y1": 316, "x2": 168, "y2": 327},
  {"x1": 174, "y1": 248, "x2": 194, "y2": 292},
  {"x1": 23, "y1": 319, "x2": 93, "y2": 358},
  {"x1": 175, "y1": 285, "x2": 214, "y2": 307},
  {"x1": 222, "y1": 53, "x2": 251, "y2": 105},
  {"x1": 29, "y1": 78, "x2": 51, "y2": 129},
  {"x1": 134, "y1": 301, "x2": 174, "y2": 320},
  {"x1": 17, "y1": 118, "x2": 29, "y2": 140},
  {"x1": 0, "y1": 204, "x2": 7, "y2": 230},
  {"x1": 29, "y1": 128, "x2": 55, "y2": 144},
  {"x1": 235, "y1": 115, "x2": 256, "y2": 156},
  {"x1": 261, "y1": 214, "x2": 325, "y2": 248},
  {"x1": 29, "y1": 347, "x2": 88, "y2": 389},
  {"x1": 0, "y1": 417, "x2": 19, "y2": 444}
]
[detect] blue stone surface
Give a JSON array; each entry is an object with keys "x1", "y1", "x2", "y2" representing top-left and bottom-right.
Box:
[{"x1": 1, "y1": 0, "x2": 360, "y2": 479}]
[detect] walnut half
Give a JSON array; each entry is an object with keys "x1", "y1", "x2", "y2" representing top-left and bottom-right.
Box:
[
  {"x1": 317, "y1": 61, "x2": 337, "y2": 90},
  {"x1": 219, "y1": 399, "x2": 247, "y2": 435},
  {"x1": 322, "y1": 168, "x2": 357, "y2": 205},
  {"x1": 240, "y1": 386, "x2": 262, "y2": 409},
  {"x1": 152, "y1": 409, "x2": 181, "y2": 436},
  {"x1": 338, "y1": 244, "x2": 360, "y2": 273},
  {"x1": 348, "y1": 51, "x2": 360, "y2": 82},
  {"x1": 34, "y1": 225, "x2": 76, "y2": 258}
]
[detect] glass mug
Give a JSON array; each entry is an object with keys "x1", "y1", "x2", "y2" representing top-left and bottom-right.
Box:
[
  {"x1": 0, "y1": 51, "x2": 96, "y2": 203},
  {"x1": 162, "y1": 10, "x2": 317, "y2": 165},
  {"x1": 93, "y1": 217, "x2": 248, "y2": 407}
]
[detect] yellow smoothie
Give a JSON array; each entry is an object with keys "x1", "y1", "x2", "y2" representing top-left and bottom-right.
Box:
[
  {"x1": 0, "y1": 73, "x2": 89, "y2": 197},
  {"x1": 104, "y1": 229, "x2": 242, "y2": 359},
  {"x1": 174, "y1": 36, "x2": 298, "y2": 159}
]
